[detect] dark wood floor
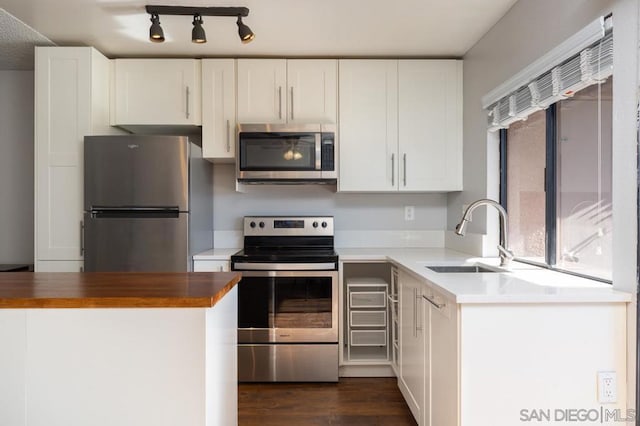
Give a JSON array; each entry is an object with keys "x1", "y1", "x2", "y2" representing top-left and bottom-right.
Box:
[{"x1": 239, "y1": 378, "x2": 417, "y2": 426}]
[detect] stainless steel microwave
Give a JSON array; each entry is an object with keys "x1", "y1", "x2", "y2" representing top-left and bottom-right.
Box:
[{"x1": 236, "y1": 124, "x2": 337, "y2": 183}]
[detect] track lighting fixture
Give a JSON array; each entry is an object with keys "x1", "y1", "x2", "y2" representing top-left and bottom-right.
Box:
[
  {"x1": 236, "y1": 16, "x2": 254, "y2": 44},
  {"x1": 145, "y1": 5, "x2": 255, "y2": 44},
  {"x1": 149, "y1": 13, "x2": 164, "y2": 43},
  {"x1": 192, "y1": 14, "x2": 206, "y2": 44}
]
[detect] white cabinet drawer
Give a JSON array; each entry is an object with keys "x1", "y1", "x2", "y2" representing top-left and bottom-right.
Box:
[
  {"x1": 350, "y1": 330, "x2": 387, "y2": 346},
  {"x1": 193, "y1": 260, "x2": 230, "y2": 272},
  {"x1": 350, "y1": 310, "x2": 387, "y2": 327},
  {"x1": 349, "y1": 291, "x2": 387, "y2": 308}
]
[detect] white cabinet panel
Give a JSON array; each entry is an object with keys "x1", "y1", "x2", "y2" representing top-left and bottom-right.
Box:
[
  {"x1": 237, "y1": 59, "x2": 337, "y2": 125},
  {"x1": 35, "y1": 260, "x2": 84, "y2": 272},
  {"x1": 237, "y1": 59, "x2": 287, "y2": 124},
  {"x1": 399, "y1": 60, "x2": 462, "y2": 191},
  {"x1": 398, "y1": 269, "x2": 424, "y2": 421},
  {"x1": 339, "y1": 59, "x2": 462, "y2": 193},
  {"x1": 423, "y1": 286, "x2": 458, "y2": 426},
  {"x1": 35, "y1": 47, "x2": 117, "y2": 268},
  {"x1": 193, "y1": 260, "x2": 230, "y2": 272},
  {"x1": 202, "y1": 59, "x2": 236, "y2": 160},
  {"x1": 287, "y1": 60, "x2": 337, "y2": 124},
  {"x1": 0, "y1": 310, "x2": 26, "y2": 426},
  {"x1": 338, "y1": 60, "x2": 398, "y2": 191},
  {"x1": 112, "y1": 59, "x2": 201, "y2": 126}
]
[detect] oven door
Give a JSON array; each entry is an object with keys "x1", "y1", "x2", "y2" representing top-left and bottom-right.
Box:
[{"x1": 237, "y1": 270, "x2": 338, "y2": 343}]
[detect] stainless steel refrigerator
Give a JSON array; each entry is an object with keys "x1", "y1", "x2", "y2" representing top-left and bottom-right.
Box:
[{"x1": 83, "y1": 135, "x2": 212, "y2": 272}]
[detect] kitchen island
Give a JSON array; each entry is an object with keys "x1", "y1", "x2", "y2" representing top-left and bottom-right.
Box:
[{"x1": 0, "y1": 272, "x2": 241, "y2": 426}]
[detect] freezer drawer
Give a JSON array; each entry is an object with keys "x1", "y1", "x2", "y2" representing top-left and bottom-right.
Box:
[
  {"x1": 84, "y1": 135, "x2": 189, "y2": 211},
  {"x1": 84, "y1": 212, "x2": 189, "y2": 272}
]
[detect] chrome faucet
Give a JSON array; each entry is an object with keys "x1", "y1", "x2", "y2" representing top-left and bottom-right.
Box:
[{"x1": 455, "y1": 199, "x2": 514, "y2": 267}]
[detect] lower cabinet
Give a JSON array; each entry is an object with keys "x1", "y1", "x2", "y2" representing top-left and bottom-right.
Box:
[
  {"x1": 340, "y1": 262, "x2": 394, "y2": 377},
  {"x1": 423, "y1": 282, "x2": 458, "y2": 426},
  {"x1": 398, "y1": 269, "x2": 424, "y2": 421},
  {"x1": 192, "y1": 260, "x2": 230, "y2": 272},
  {"x1": 397, "y1": 267, "x2": 459, "y2": 426},
  {"x1": 396, "y1": 267, "x2": 627, "y2": 426}
]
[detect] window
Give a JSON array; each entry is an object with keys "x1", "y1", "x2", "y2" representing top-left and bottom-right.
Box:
[{"x1": 501, "y1": 79, "x2": 613, "y2": 281}]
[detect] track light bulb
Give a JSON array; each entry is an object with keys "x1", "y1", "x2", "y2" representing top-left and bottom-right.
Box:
[
  {"x1": 236, "y1": 16, "x2": 255, "y2": 44},
  {"x1": 149, "y1": 13, "x2": 165, "y2": 43},
  {"x1": 192, "y1": 14, "x2": 206, "y2": 43}
]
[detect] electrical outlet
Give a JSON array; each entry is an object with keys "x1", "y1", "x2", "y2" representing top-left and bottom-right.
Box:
[
  {"x1": 598, "y1": 371, "x2": 617, "y2": 403},
  {"x1": 404, "y1": 206, "x2": 415, "y2": 221}
]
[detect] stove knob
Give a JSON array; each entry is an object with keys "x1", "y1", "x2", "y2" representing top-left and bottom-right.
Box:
[
  {"x1": 312, "y1": 221, "x2": 319, "y2": 228},
  {"x1": 259, "y1": 221, "x2": 265, "y2": 228},
  {"x1": 250, "y1": 221, "x2": 256, "y2": 228},
  {"x1": 321, "y1": 221, "x2": 328, "y2": 228}
]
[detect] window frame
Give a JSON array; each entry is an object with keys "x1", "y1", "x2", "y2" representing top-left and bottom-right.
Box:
[{"x1": 500, "y1": 101, "x2": 612, "y2": 284}]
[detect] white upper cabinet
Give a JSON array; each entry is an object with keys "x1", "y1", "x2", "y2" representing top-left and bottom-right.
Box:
[
  {"x1": 286, "y1": 60, "x2": 337, "y2": 124},
  {"x1": 398, "y1": 60, "x2": 462, "y2": 192},
  {"x1": 35, "y1": 47, "x2": 120, "y2": 270},
  {"x1": 111, "y1": 59, "x2": 202, "y2": 127},
  {"x1": 338, "y1": 60, "x2": 398, "y2": 192},
  {"x1": 201, "y1": 59, "x2": 236, "y2": 161},
  {"x1": 237, "y1": 59, "x2": 337, "y2": 124},
  {"x1": 237, "y1": 59, "x2": 287, "y2": 124},
  {"x1": 339, "y1": 59, "x2": 462, "y2": 192}
]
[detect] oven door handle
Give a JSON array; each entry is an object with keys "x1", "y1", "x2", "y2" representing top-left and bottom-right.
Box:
[{"x1": 233, "y1": 262, "x2": 336, "y2": 271}]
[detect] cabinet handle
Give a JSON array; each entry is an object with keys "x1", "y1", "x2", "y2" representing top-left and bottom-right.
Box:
[
  {"x1": 413, "y1": 288, "x2": 417, "y2": 337},
  {"x1": 423, "y1": 294, "x2": 445, "y2": 309},
  {"x1": 416, "y1": 291, "x2": 423, "y2": 332},
  {"x1": 80, "y1": 221, "x2": 85, "y2": 256},
  {"x1": 186, "y1": 86, "x2": 190, "y2": 119},
  {"x1": 391, "y1": 154, "x2": 395, "y2": 186},
  {"x1": 403, "y1": 153, "x2": 407, "y2": 187},
  {"x1": 226, "y1": 120, "x2": 231, "y2": 153},
  {"x1": 387, "y1": 295, "x2": 398, "y2": 303},
  {"x1": 278, "y1": 86, "x2": 282, "y2": 119},
  {"x1": 290, "y1": 87, "x2": 294, "y2": 120}
]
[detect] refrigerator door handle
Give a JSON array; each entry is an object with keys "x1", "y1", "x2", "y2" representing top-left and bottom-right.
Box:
[{"x1": 90, "y1": 207, "x2": 180, "y2": 219}]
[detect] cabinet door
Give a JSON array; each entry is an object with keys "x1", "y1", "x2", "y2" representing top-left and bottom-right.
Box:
[
  {"x1": 35, "y1": 260, "x2": 85, "y2": 272},
  {"x1": 287, "y1": 60, "x2": 337, "y2": 124},
  {"x1": 237, "y1": 59, "x2": 287, "y2": 124},
  {"x1": 112, "y1": 59, "x2": 201, "y2": 126},
  {"x1": 398, "y1": 270, "x2": 424, "y2": 423},
  {"x1": 192, "y1": 260, "x2": 230, "y2": 272},
  {"x1": 398, "y1": 60, "x2": 462, "y2": 191},
  {"x1": 202, "y1": 59, "x2": 236, "y2": 160},
  {"x1": 428, "y1": 290, "x2": 458, "y2": 426},
  {"x1": 338, "y1": 60, "x2": 398, "y2": 191},
  {"x1": 35, "y1": 48, "x2": 93, "y2": 263}
]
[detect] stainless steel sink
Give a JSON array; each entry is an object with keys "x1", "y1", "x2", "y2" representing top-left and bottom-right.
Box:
[{"x1": 426, "y1": 265, "x2": 499, "y2": 273}]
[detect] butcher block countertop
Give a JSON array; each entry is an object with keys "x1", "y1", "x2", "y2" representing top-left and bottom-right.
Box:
[{"x1": 0, "y1": 272, "x2": 241, "y2": 309}]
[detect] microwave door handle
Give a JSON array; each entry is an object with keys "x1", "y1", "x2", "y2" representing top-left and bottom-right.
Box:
[{"x1": 315, "y1": 134, "x2": 322, "y2": 170}]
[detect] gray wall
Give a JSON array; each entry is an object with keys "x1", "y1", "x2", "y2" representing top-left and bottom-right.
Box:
[
  {"x1": 0, "y1": 71, "x2": 34, "y2": 264},
  {"x1": 449, "y1": 0, "x2": 616, "y2": 234},
  {"x1": 212, "y1": 164, "x2": 447, "y2": 231}
]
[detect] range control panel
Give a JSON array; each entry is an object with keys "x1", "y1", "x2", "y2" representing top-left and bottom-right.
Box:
[{"x1": 243, "y1": 216, "x2": 334, "y2": 237}]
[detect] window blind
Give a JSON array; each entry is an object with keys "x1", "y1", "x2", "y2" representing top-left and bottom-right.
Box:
[{"x1": 486, "y1": 22, "x2": 613, "y2": 131}]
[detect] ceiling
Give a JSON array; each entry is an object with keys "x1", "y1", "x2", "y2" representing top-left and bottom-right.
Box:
[{"x1": 0, "y1": 0, "x2": 518, "y2": 63}]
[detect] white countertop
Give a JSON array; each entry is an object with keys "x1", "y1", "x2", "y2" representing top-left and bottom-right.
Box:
[
  {"x1": 193, "y1": 247, "x2": 632, "y2": 304},
  {"x1": 193, "y1": 248, "x2": 239, "y2": 260},
  {"x1": 339, "y1": 248, "x2": 632, "y2": 304}
]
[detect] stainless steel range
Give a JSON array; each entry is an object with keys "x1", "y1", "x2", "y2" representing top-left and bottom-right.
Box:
[{"x1": 231, "y1": 216, "x2": 338, "y2": 382}]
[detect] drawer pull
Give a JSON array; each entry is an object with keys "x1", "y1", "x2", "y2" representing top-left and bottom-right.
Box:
[{"x1": 423, "y1": 295, "x2": 445, "y2": 309}]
